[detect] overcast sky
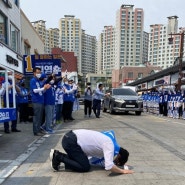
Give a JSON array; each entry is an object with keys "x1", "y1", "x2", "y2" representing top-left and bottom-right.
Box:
[{"x1": 20, "y1": 0, "x2": 185, "y2": 37}]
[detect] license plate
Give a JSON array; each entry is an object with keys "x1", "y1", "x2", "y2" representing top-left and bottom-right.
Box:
[{"x1": 126, "y1": 105, "x2": 135, "y2": 107}]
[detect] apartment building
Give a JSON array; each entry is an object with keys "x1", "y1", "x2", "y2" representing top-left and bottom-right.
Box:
[
  {"x1": 48, "y1": 28, "x2": 59, "y2": 51},
  {"x1": 115, "y1": 4, "x2": 144, "y2": 69},
  {"x1": 148, "y1": 16, "x2": 183, "y2": 69},
  {"x1": 101, "y1": 26, "x2": 116, "y2": 75},
  {"x1": 59, "y1": 15, "x2": 82, "y2": 74},
  {"x1": 81, "y1": 30, "x2": 96, "y2": 76},
  {"x1": 96, "y1": 33, "x2": 103, "y2": 74},
  {"x1": 142, "y1": 31, "x2": 149, "y2": 63},
  {"x1": 32, "y1": 20, "x2": 59, "y2": 54}
]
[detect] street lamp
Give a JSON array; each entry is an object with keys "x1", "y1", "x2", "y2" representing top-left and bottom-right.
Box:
[{"x1": 168, "y1": 28, "x2": 185, "y2": 91}]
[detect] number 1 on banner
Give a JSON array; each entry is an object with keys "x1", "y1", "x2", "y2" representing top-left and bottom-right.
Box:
[{"x1": 25, "y1": 55, "x2": 33, "y2": 72}]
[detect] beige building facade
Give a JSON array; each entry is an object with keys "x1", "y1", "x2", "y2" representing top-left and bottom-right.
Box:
[{"x1": 21, "y1": 11, "x2": 44, "y2": 55}]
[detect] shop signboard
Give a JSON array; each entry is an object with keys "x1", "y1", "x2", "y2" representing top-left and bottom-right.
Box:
[
  {"x1": 148, "y1": 80, "x2": 154, "y2": 89},
  {"x1": 23, "y1": 54, "x2": 62, "y2": 76},
  {"x1": 0, "y1": 43, "x2": 22, "y2": 73}
]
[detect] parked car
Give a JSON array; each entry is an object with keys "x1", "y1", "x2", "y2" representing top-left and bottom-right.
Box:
[
  {"x1": 102, "y1": 88, "x2": 143, "y2": 115},
  {"x1": 78, "y1": 94, "x2": 85, "y2": 105}
]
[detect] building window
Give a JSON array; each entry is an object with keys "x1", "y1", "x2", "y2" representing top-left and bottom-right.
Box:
[
  {"x1": 138, "y1": 73, "x2": 143, "y2": 78},
  {"x1": 0, "y1": 13, "x2": 7, "y2": 44},
  {"x1": 10, "y1": 23, "x2": 20, "y2": 52},
  {"x1": 14, "y1": 0, "x2": 19, "y2": 7},
  {"x1": 128, "y1": 72, "x2": 133, "y2": 79},
  {"x1": 24, "y1": 39, "x2": 31, "y2": 55}
]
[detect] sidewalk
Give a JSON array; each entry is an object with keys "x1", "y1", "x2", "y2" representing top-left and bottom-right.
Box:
[{"x1": 0, "y1": 117, "x2": 61, "y2": 184}]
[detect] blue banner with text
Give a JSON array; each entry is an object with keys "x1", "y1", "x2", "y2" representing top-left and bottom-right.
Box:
[
  {"x1": 0, "y1": 108, "x2": 16, "y2": 123},
  {"x1": 23, "y1": 54, "x2": 62, "y2": 76}
]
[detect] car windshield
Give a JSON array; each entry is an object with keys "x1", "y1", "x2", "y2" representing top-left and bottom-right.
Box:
[{"x1": 112, "y1": 88, "x2": 137, "y2": 96}]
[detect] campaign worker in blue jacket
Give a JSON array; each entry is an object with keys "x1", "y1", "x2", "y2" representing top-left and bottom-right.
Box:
[
  {"x1": 30, "y1": 67, "x2": 51, "y2": 136},
  {"x1": 2, "y1": 73, "x2": 21, "y2": 133},
  {"x1": 44, "y1": 77, "x2": 57, "y2": 133},
  {"x1": 62, "y1": 78, "x2": 76, "y2": 122}
]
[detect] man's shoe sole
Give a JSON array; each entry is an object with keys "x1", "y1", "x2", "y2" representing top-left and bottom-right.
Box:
[
  {"x1": 50, "y1": 149, "x2": 59, "y2": 171},
  {"x1": 50, "y1": 149, "x2": 55, "y2": 161}
]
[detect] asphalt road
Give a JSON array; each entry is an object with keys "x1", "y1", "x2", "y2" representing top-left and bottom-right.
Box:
[{"x1": 1, "y1": 109, "x2": 185, "y2": 185}]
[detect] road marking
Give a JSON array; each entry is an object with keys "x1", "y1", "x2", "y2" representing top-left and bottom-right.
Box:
[{"x1": 0, "y1": 160, "x2": 12, "y2": 163}]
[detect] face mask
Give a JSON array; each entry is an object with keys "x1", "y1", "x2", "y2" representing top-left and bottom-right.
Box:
[
  {"x1": 50, "y1": 80, "x2": 54, "y2": 84},
  {"x1": 65, "y1": 82, "x2": 68, "y2": 85},
  {"x1": 8, "y1": 75, "x2": 13, "y2": 80},
  {"x1": 36, "y1": 74, "x2": 41, "y2": 79}
]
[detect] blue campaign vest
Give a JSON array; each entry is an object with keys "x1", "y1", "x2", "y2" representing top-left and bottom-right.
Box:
[
  {"x1": 30, "y1": 77, "x2": 44, "y2": 104},
  {"x1": 102, "y1": 130, "x2": 120, "y2": 155},
  {"x1": 19, "y1": 87, "x2": 29, "y2": 103},
  {"x1": 63, "y1": 83, "x2": 73, "y2": 102}
]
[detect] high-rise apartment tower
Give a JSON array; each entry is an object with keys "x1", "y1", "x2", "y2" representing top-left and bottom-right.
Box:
[{"x1": 115, "y1": 5, "x2": 144, "y2": 69}]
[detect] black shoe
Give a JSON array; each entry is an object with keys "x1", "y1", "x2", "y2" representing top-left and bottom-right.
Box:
[
  {"x1": 12, "y1": 129, "x2": 21, "y2": 132},
  {"x1": 4, "y1": 130, "x2": 10, "y2": 134},
  {"x1": 50, "y1": 149, "x2": 60, "y2": 171},
  {"x1": 34, "y1": 133, "x2": 43, "y2": 136}
]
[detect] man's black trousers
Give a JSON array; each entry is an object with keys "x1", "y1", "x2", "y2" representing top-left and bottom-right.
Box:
[{"x1": 61, "y1": 130, "x2": 91, "y2": 172}]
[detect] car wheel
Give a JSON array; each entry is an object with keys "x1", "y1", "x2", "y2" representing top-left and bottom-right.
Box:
[
  {"x1": 125, "y1": 111, "x2": 129, "y2": 115},
  {"x1": 109, "y1": 103, "x2": 115, "y2": 114},
  {"x1": 102, "y1": 102, "x2": 107, "y2": 112},
  {"x1": 135, "y1": 111, "x2": 141, "y2": 116}
]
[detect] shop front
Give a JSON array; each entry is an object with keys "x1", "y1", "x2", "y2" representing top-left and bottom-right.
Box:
[{"x1": 0, "y1": 43, "x2": 23, "y2": 123}]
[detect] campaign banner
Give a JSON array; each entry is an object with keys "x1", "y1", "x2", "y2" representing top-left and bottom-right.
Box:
[
  {"x1": 23, "y1": 54, "x2": 62, "y2": 76},
  {"x1": 0, "y1": 108, "x2": 16, "y2": 123},
  {"x1": 154, "y1": 75, "x2": 170, "y2": 86}
]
